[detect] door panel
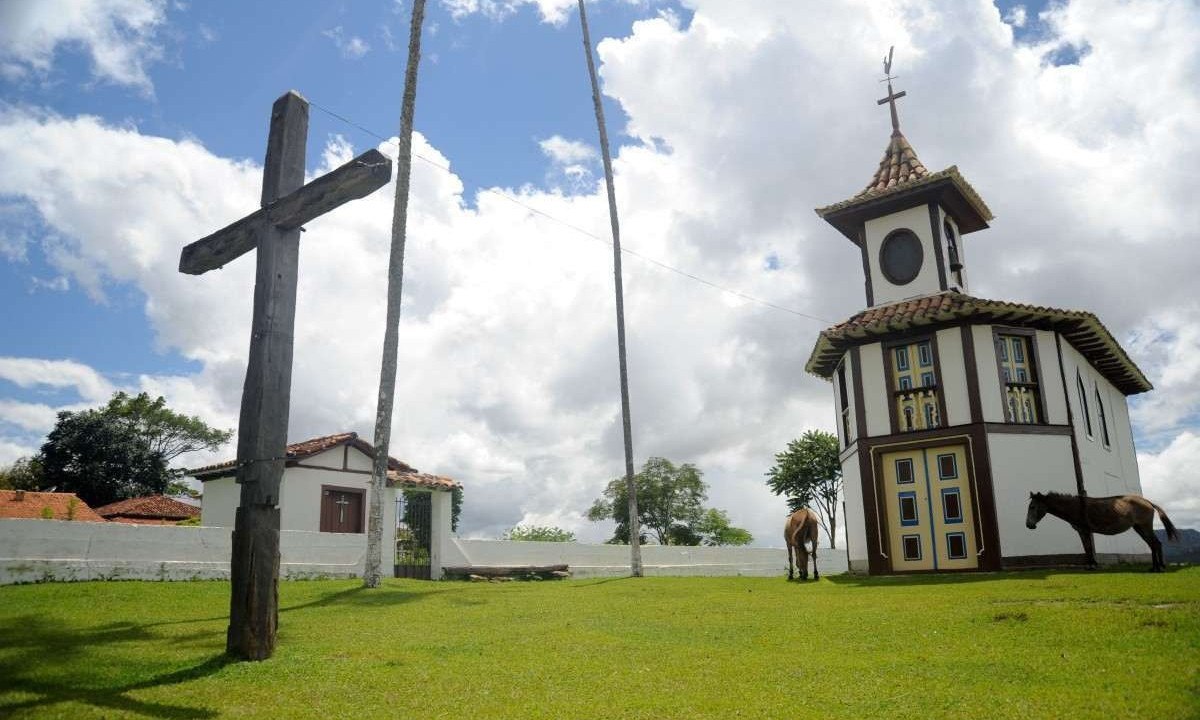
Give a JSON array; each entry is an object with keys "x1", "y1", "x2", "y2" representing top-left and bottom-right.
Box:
[{"x1": 882, "y1": 444, "x2": 977, "y2": 572}]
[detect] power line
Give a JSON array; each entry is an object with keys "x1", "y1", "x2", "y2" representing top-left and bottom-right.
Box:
[{"x1": 307, "y1": 99, "x2": 833, "y2": 324}]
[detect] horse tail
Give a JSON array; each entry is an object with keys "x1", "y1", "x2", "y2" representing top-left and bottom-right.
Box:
[{"x1": 1151, "y1": 502, "x2": 1180, "y2": 542}]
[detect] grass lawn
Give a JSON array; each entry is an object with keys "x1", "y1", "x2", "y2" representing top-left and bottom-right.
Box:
[{"x1": 0, "y1": 568, "x2": 1197, "y2": 719}]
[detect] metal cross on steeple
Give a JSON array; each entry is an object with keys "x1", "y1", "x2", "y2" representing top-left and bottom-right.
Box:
[{"x1": 877, "y1": 46, "x2": 907, "y2": 134}]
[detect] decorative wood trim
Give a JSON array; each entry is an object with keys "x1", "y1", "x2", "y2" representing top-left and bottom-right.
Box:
[
  {"x1": 931, "y1": 333, "x2": 950, "y2": 430},
  {"x1": 850, "y1": 345, "x2": 869, "y2": 441},
  {"x1": 1055, "y1": 334, "x2": 1088, "y2": 497},
  {"x1": 982, "y1": 422, "x2": 1072, "y2": 436},
  {"x1": 342, "y1": 445, "x2": 349, "y2": 470},
  {"x1": 881, "y1": 340, "x2": 900, "y2": 435},
  {"x1": 858, "y1": 441, "x2": 887, "y2": 575},
  {"x1": 289, "y1": 461, "x2": 373, "y2": 476},
  {"x1": 859, "y1": 228, "x2": 874, "y2": 306},
  {"x1": 880, "y1": 333, "x2": 945, "y2": 435},
  {"x1": 961, "y1": 325, "x2": 983, "y2": 424},
  {"x1": 928, "y1": 202, "x2": 948, "y2": 291}
]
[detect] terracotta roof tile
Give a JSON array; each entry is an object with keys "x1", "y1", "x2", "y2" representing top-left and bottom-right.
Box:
[
  {"x1": 388, "y1": 471, "x2": 462, "y2": 491},
  {"x1": 189, "y1": 431, "x2": 416, "y2": 478},
  {"x1": 0, "y1": 491, "x2": 105, "y2": 522},
  {"x1": 95, "y1": 495, "x2": 201, "y2": 520},
  {"x1": 859, "y1": 131, "x2": 929, "y2": 196},
  {"x1": 805, "y1": 291, "x2": 1152, "y2": 396}
]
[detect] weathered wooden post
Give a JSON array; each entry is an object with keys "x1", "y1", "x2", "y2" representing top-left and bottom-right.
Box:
[{"x1": 179, "y1": 91, "x2": 391, "y2": 660}]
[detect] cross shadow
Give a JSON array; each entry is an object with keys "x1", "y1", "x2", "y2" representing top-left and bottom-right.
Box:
[
  {"x1": 0, "y1": 581, "x2": 436, "y2": 718},
  {"x1": 824, "y1": 564, "x2": 1172, "y2": 587}
]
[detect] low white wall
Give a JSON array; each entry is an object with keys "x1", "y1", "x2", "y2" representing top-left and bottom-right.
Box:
[
  {"x1": 0, "y1": 519, "x2": 368, "y2": 585},
  {"x1": 450, "y1": 539, "x2": 849, "y2": 578}
]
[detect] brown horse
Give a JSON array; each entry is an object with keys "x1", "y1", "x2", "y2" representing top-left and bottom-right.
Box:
[
  {"x1": 784, "y1": 508, "x2": 820, "y2": 581},
  {"x1": 1026, "y1": 492, "x2": 1179, "y2": 572}
]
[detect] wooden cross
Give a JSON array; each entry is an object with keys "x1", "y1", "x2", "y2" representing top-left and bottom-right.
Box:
[
  {"x1": 877, "y1": 45, "x2": 906, "y2": 134},
  {"x1": 179, "y1": 90, "x2": 391, "y2": 661}
]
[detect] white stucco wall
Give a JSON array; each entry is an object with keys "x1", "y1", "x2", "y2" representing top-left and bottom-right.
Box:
[
  {"x1": 937, "y1": 327, "x2": 969, "y2": 426},
  {"x1": 972, "y1": 325, "x2": 1006, "y2": 423},
  {"x1": 987, "y1": 432, "x2": 1082, "y2": 557},
  {"x1": 1034, "y1": 330, "x2": 1069, "y2": 424},
  {"x1": 859, "y1": 342, "x2": 891, "y2": 438},
  {"x1": 1059, "y1": 342, "x2": 1144, "y2": 555},
  {"x1": 200, "y1": 475, "x2": 239, "y2": 527},
  {"x1": 840, "y1": 448, "x2": 867, "y2": 570},
  {"x1": 450, "y1": 539, "x2": 848, "y2": 578},
  {"x1": 864, "y1": 205, "x2": 941, "y2": 305},
  {"x1": 0, "y1": 519, "x2": 368, "y2": 584}
]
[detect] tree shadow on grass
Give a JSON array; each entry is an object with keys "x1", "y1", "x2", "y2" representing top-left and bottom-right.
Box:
[
  {"x1": 825, "y1": 565, "x2": 1171, "y2": 588},
  {"x1": 0, "y1": 582, "x2": 435, "y2": 718}
]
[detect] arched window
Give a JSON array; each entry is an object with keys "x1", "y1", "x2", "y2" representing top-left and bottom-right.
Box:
[
  {"x1": 1094, "y1": 385, "x2": 1111, "y2": 448},
  {"x1": 1076, "y1": 370, "x2": 1093, "y2": 439}
]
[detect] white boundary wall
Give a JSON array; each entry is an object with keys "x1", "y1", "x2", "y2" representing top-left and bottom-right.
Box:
[
  {"x1": 0, "y1": 519, "x2": 367, "y2": 585},
  {"x1": 0, "y1": 519, "x2": 850, "y2": 584},
  {"x1": 447, "y1": 539, "x2": 848, "y2": 579}
]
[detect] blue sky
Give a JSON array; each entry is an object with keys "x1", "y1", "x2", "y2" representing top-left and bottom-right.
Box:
[{"x1": 1, "y1": 0, "x2": 1197, "y2": 541}]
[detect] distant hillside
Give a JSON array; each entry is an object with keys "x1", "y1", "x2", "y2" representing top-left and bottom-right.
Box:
[{"x1": 1156, "y1": 528, "x2": 1200, "y2": 564}]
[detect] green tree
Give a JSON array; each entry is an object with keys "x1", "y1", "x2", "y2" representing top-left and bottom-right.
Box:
[
  {"x1": 695, "y1": 508, "x2": 754, "y2": 546},
  {"x1": 765, "y1": 430, "x2": 843, "y2": 548},
  {"x1": 34, "y1": 392, "x2": 231, "y2": 508},
  {"x1": 503, "y1": 525, "x2": 576, "y2": 542},
  {"x1": 103, "y1": 392, "x2": 232, "y2": 464},
  {"x1": 39, "y1": 408, "x2": 168, "y2": 507},
  {"x1": 587, "y1": 457, "x2": 752, "y2": 546},
  {"x1": 0, "y1": 456, "x2": 44, "y2": 491}
]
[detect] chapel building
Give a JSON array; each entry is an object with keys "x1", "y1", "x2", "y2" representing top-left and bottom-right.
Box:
[{"x1": 805, "y1": 74, "x2": 1153, "y2": 574}]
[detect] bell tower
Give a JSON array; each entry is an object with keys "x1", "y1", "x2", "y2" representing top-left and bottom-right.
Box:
[{"x1": 816, "y1": 49, "x2": 992, "y2": 307}]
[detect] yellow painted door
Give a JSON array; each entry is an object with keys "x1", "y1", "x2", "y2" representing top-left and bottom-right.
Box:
[{"x1": 882, "y1": 444, "x2": 978, "y2": 572}]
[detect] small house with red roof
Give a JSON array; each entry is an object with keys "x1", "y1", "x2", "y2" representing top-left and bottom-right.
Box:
[
  {"x1": 0, "y1": 490, "x2": 105, "y2": 522},
  {"x1": 191, "y1": 432, "x2": 461, "y2": 578},
  {"x1": 95, "y1": 495, "x2": 201, "y2": 525},
  {"x1": 806, "y1": 69, "x2": 1152, "y2": 574}
]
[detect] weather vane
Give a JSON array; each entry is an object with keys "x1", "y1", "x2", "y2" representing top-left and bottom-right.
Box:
[{"x1": 878, "y1": 45, "x2": 906, "y2": 134}]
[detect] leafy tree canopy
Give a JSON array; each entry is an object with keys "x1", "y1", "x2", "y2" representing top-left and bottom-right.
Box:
[
  {"x1": 503, "y1": 525, "x2": 576, "y2": 542},
  {"x1": 587, "y1": 457, "x2": 753, "y2": 546},
  {"x1": 30, "y1": 392, "x2": 232, "y2": 507},
  {"x1": 0, "y1": 456, "x2": 43, "y2": 491},
  {"x1": 765, "y1": 429, "x2": 843, "y2": 547}
]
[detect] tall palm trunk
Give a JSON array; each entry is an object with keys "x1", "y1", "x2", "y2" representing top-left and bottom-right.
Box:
[
  {"x1": 365, "y1": 0, "x2": 426, "y2": 588},
  {"x1": 577, "y1": 0, "x2": 642, "y2": 577}
]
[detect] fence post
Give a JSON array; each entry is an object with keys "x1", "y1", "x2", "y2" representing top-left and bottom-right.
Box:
[{"x1": 429, "y1": 490, "x2": 452, "y2": 579}]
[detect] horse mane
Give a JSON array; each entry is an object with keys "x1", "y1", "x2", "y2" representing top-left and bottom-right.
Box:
[{"x1": 1042, "y1": 491, "x2": 1076, "y2": 500}]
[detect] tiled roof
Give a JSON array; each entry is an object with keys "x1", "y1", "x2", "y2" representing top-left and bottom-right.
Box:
[
  {"x1": 815, "y1": 165, "x2": 993, "y2": 232},
  {"x1": 95, "y1": 495, "x2": 200, "y2": 520},
  {"x1": 0, "y1": 491, "x2": 105, "y2": 522},
  {"x1": 859, "y1": 131, "x2": 928, "y2": 196},
  {"x1": 189, "y1": 431, "x2": 461, "y2": 491},
  {"x1": 805, "y1": 291, "x2": 1152, "y2": 396},
  {"x1": 189, "y1": 432, "x2": 416, "y2": 478}
]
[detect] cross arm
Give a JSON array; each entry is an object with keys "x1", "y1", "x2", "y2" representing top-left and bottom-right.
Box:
[{"x1": 179, "y1": 148, "x2": 393, "y2": 275}]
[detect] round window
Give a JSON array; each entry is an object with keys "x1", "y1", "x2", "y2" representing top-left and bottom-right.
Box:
[{"x1": 879, "y1": 229, "x2": 923, "y2": 285}]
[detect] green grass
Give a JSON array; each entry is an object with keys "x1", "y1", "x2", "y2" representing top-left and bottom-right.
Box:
[{"x1": 1, "y1": 568, "x2": 1198, "y2": 719}]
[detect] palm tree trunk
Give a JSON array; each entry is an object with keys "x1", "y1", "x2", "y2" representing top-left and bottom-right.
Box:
[
  {"x1": 577, "y1": 0, "x2": 642, "y2": 577},
  {"x1": 366, "y1": 0, "x2": 426, "y2": 588}
]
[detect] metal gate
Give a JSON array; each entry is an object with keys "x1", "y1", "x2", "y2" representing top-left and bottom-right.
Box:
[{"x1": 394, "y1": 490, "x2": 433, "y2": 579}]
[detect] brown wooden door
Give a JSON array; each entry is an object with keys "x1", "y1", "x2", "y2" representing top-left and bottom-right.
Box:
[{"x1": 320, "y1": 486, "x2": 364, "y2": 533}]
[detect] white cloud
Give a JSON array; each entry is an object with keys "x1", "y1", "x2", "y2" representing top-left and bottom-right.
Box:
[
  {"x1": 0, "y1": 357, "x2": 115, "y2": 403},
  {"x1": 1004, "y1": 5, "x2": 1027, "y2": 28},
  {"x1": 0, "y1": 0, "x2": 168, "y2": 93},
  {"x1": 441, "y1": 0, "x2": 646, "y2": 26},
  {"x1": 538, "y1": 135, "x2": 598, "y2": 164},
  {"x1": 323, "y1": 26, "x2": 371, "y2": 59},
  {"x1": 1139, "y1": 432, "x2": 1200, "y2": 530},
  {"x1": 0, "y1": 0, "x2": 1198, "y2": 545}
]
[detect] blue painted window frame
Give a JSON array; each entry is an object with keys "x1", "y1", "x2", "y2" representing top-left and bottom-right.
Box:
[
  {"x1": 898, "y1": 491, "x2": 919, "y2": 526},
  {"x1": 936, "y1": 453, "x2": 958, "y2": 480},
  {"x1": 941, "y1": 488, "x2": 963, "y2": 523},
  {"x1": 894, "y1": 458, "x2": 915, "y2": 484},
  {"x1": 895, "y1": 347, "x2": 909, "y2": 371},
  {"x1": 945, "y1": 532, "x2": 968, "y2": 560},
  {"x1": 918, "y1": 341, "x2": 933, "y2": 367},
  {"x1": 920, "y1": 371, "x2": 935, "y2": 387}
]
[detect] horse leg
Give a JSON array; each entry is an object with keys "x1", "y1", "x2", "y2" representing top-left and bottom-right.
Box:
[
  {"x1": 798, "y1": 546, "x2": 808, "y2": 581},
  {"x1": 811, "y1": 536, "x2": 819, "y2": 581},
  {"x1": 1074, "y1": 526, "x2": 1098, "y2": 569},
  {"x1": 1133, "y1": 524, "x2": 1163, "y2": 572},
  {"x1": 786, "y1": 540, "x2": 794, "y2": 581}
]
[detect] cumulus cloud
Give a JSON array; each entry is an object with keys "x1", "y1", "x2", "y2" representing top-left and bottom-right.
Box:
[
  {"x1": 1139, "y1": 432, "x2": 1200, "y2": 530},
  {"x1": 1, "y1": 0, "x2": 1198, "y2": 545},
  {"x1": 0, "y1": 0, "x2": 168, "y2": 93},
  {"x1": 441, "y1": 0, "x2": 649, "y2": 26}
]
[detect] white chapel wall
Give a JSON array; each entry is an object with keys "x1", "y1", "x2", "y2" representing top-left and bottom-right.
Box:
[
  {"x1": 936, "y1": 328, "x2": 970, "y2": 426},
  {"x1": 1058, "y1": 341, "x2": 1145, "y2": 556},
  {"x1": 1034, "y1": 330, "x2": 1069, "y2": 424},
  {"x1": 971, "y1": 325, "x2": 1006, "y2": 423},
  {"x1": 987, "y1": 432, "x2": 1081, "y2": 558},
  {"x1": 858, "y1": 342, "x2": 891, "y2": 437},
  {"x1": 840, "y1": 449, "x2": 868, "y2": 570},
  {"x1": 864, "y1": 204, "x2": 940, "y2": 305},
  {"x1": 200, "y1": 476, "x2": 239, "y2": 527}
]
